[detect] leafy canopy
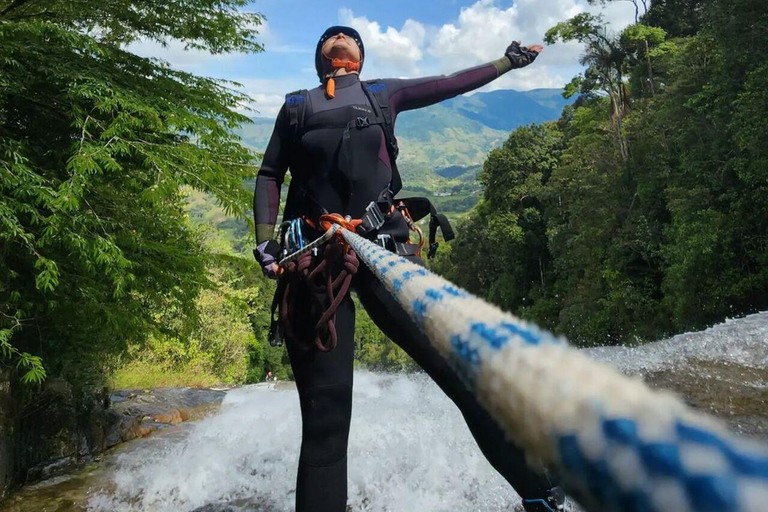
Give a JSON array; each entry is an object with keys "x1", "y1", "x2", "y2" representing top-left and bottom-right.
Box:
[
  {"x1": 0, "y1": 0, "x2": 264, "y2": 384},
  {"x1": 436, "y1": 0, "x2": 768, "y2": 346}
]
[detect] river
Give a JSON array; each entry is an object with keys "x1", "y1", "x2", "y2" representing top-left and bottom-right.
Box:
[{"x1": 2, "y1": 312, "x2": 767, "y2": 512}]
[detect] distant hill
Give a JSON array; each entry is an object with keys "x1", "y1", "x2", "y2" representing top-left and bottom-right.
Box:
[
  {"x1": 439, "y1": 88, "x2": 570, "y2": 131},
  {"x1": 235, "y1": 88, "x2": 572, "y2": 197}
]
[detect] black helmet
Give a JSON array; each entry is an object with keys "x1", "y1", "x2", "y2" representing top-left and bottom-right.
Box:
[{"x1": 315, "y1": 26, "x2": 365, "y2": 82}]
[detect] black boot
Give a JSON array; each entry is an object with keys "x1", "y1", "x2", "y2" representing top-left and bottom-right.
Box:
[{"x1": 521, "y1": 486, "x2": 566, "y2": 512}]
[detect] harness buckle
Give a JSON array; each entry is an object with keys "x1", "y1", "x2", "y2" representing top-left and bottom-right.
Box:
[
  {"x1": 357, "y1": 201, "x2": 386, "y2": 235},
  {"x1": 354, "y1": 116, "x2": 370, "y2": 128},
  {"x1": 376, "y1": 234, "x2": 392, "y2": 250}
]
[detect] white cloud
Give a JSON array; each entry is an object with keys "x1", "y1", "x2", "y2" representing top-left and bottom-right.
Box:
[
  {"x1": 425, "y1": 0, "x2": 636, "y2": 90},
  {"x1": 235, "y1": 77, "x2": 310, "y2": 118},
  {"x1": 338, "y1": 8, "x2": 427, "y2": 77},
  {"x1": 125, "y1": 19, "x2": 274, "y2": 72},
  {"x1": 488, "y1": 65, "x2": 573, "y2": 91},
  {"x1": 239, "y1": 92, "x2": 285, "y2": 118},
  {"x1": 124, "y1": 40, "x2": 291, "y2": 118},
  {"x1": 126, "y1": 38, "x2": 234, "y2": 72}
]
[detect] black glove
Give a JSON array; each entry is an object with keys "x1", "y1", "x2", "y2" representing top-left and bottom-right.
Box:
[{"x1": 505, "y1": 41, "x2": 539, "y2": 69}]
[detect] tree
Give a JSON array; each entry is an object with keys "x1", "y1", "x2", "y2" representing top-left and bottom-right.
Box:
[
  {"x1": 643, "y1": 0, "x2": 706, "y2": 37},
  {"x1": 0, "y1": 1, "x2": 264, "y2": 384},
  {"x1": 546, "y1": 14, "x2": 631, "y2": 159},
  {"x1": 433, "y1": 124, "x2": 562, "y2": 318},
  {"x1": 588, "y1": 0, "x2": 649, "y2": 24}
]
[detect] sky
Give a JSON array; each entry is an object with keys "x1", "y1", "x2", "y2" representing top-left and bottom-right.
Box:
[{"x1": 129, "y1": 0, "x2": 637, "y2": 118}]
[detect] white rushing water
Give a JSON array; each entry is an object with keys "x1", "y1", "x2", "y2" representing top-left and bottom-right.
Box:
[
  {"x1": 86, "y1": 312, "x2": 768, "y2": 512},
  {"x1": 88, "y1": 371, "x2": 518, "y2": 512},
  {"x1": 586, "y1": 311, "x2": 768, "y2": 375}
]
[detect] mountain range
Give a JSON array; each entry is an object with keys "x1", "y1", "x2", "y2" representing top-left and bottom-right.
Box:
[{"x1": 236, "y1": 88, "x2": 571, "y2": 191}]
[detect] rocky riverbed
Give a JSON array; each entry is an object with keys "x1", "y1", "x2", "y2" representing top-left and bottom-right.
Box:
[
  {"x1": 0, "y1": 383, "x2": 226, "y2": 500},
  {"x1": 105, "y1": 387, "x2": 227, "y2": 447}
]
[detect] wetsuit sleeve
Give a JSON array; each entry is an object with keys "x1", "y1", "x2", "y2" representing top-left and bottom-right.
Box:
[
  {"x1": 386, "y1": 57, "x2": 513, "y2": 113},
  {"x1": 253, "y1": 103, "x2": 291, "y2": 244}
]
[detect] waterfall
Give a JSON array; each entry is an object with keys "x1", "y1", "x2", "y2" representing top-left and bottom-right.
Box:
[{"x1": 88, "y1": 371, "x2": 520, "y2": 512}]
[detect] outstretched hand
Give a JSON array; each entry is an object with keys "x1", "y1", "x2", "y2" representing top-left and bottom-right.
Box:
[{"x1": 505, "y1": 41, "x2": 543, "y2": 69}]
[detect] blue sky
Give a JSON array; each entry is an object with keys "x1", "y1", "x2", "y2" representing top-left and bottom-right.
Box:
[{"x1": 130, "y1": 0, "x2": 636, "y2": 117}]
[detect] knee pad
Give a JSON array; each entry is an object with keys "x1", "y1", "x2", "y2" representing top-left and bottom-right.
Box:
[{"x1": 300, "y1": 384, "x2": 352, "y2": 466}]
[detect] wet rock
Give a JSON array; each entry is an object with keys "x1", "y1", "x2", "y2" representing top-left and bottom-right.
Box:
[
  {"x1": 76, "y1": 387, "x2": 108, "y2": 457},
  {"x1": 191, "y1": 504, "x2": 240, "y2": 512},
  {"x1": 109, "y1": 388, "x2": 226, "y2": 417},
  {"x1": 103, "y1": 388, "x2": 225, "y2": 448},
  {"x1": 1, "y1": 375, "x2": 108, "y2": 494},
  {"x1": 5, "y1": 381, "x2": 226, "y2": 494},
  {"x1": 17, "y1": 378, "x2": 79, "y2": 484},
  {"x1": 586, "y1": 313, "x2": 768, "y2": 440},
  {"x1": 189, "y1": 498, "x2": 272, "y2": 512},
  {"x1": 110, "y1": 388, "x2": 224, "y2": 423},
  {"x1": 25, "y1": 456, "x2": 76, "y2": 482},
  {"x1": 104, "y1": 409, "x2": 144, "y2": 448},
  {"x1": 643, "y1": 360, "x2": 768, "y2": 439}
]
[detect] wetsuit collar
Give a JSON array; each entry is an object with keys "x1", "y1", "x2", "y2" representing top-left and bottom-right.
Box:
[{"x1": 330, "y1": 73, "x2": 360, "y2": 89}]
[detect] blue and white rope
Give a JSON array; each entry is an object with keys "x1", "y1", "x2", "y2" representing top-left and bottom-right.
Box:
[{"x1": 341, "y1": 229, "x2": 768, "y2": 512}]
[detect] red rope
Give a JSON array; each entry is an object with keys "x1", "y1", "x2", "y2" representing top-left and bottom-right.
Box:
[{"x1": 280, "y1": 237, "x2": 359, "y2": 352}]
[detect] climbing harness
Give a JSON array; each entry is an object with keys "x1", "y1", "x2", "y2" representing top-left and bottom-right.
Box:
[
  {"x1": 389, "y1": 195, "x2": 455, "y2": 259},
  {"x1": 283, "y1": 80, "x2": 455, "y2": 258},
  {"x1": 268, "y1": 195, "x2": 453, "y2": 350},
  {"x1": 270, "y1": 215, "x2": 362, "y2": 352}
]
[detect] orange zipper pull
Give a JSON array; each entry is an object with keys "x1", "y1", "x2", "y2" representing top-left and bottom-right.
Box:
[{"x1": 326, "y1": 77, "x2": 336, "y2": 99}]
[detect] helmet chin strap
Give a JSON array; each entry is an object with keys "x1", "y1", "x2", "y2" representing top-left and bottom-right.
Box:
[
  {"x1": 331, "y1": 58, "x2": 360, "y2": 72},
  {"x1": 324, "y1": 54, "x2": 361, "y2": 99}
]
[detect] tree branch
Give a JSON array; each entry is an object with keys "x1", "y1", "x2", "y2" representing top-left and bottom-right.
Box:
[{"x1": 0, "y1": 0, "x2": 35, "y2": 18}]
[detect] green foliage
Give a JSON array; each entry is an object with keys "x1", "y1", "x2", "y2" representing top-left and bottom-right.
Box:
[
  {"x1": 642, "y1": 0, "x2": 704, "y2": 37},
  {"x1": 0, "y1": 0, "x2": 262, "y2": 53},
  {"x1": 112, "y1": 362, "x2": 221, "y2": 389},
  {"x1": 546, "y1": 13, "x2": 633, "y2": 159},
  {"x1": 112, "y1": 230, "x2": 280, "y2": 387},
  {"x1": 432, "y1": 124, "x2": 562, "y2": 315},
  {"x1": 353, "y1": 298, "x2": 418, "y2": 372},
  {"x1": 0, "y1": 1, "x2": 263, "y2": 384},
  {"x1": 437, "y1": 0, "x2": 768, "y2": 346}
]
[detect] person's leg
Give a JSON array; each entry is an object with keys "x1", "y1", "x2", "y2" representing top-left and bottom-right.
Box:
[
  {"x1": 285, "y1": 287, "x2": 356, "y2": 512},
  {"x1": 355, "y1": 262, "x2": 563, "y2": 510}
]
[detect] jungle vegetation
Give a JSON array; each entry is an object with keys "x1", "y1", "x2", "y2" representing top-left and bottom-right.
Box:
[{"x1": 433, "y1": 0, "x2": 768, "y2": 346}]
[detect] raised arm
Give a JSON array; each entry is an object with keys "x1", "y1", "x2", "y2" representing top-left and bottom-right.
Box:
[
  {"x1": 253, "y1": 103, "x2": 291, "y2": 275},
  {"x1": 386, "y1": 42, "x2": 541, "y2": 114}
]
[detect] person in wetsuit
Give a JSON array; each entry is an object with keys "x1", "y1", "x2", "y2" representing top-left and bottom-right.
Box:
[{"x1": 253, "y1": 26, "x2": 566, "y2": 512}]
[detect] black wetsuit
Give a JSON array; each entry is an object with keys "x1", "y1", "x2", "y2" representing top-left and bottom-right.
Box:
[{"x1": 254, "y1": 62, "x2": 558, "y2": 512}]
